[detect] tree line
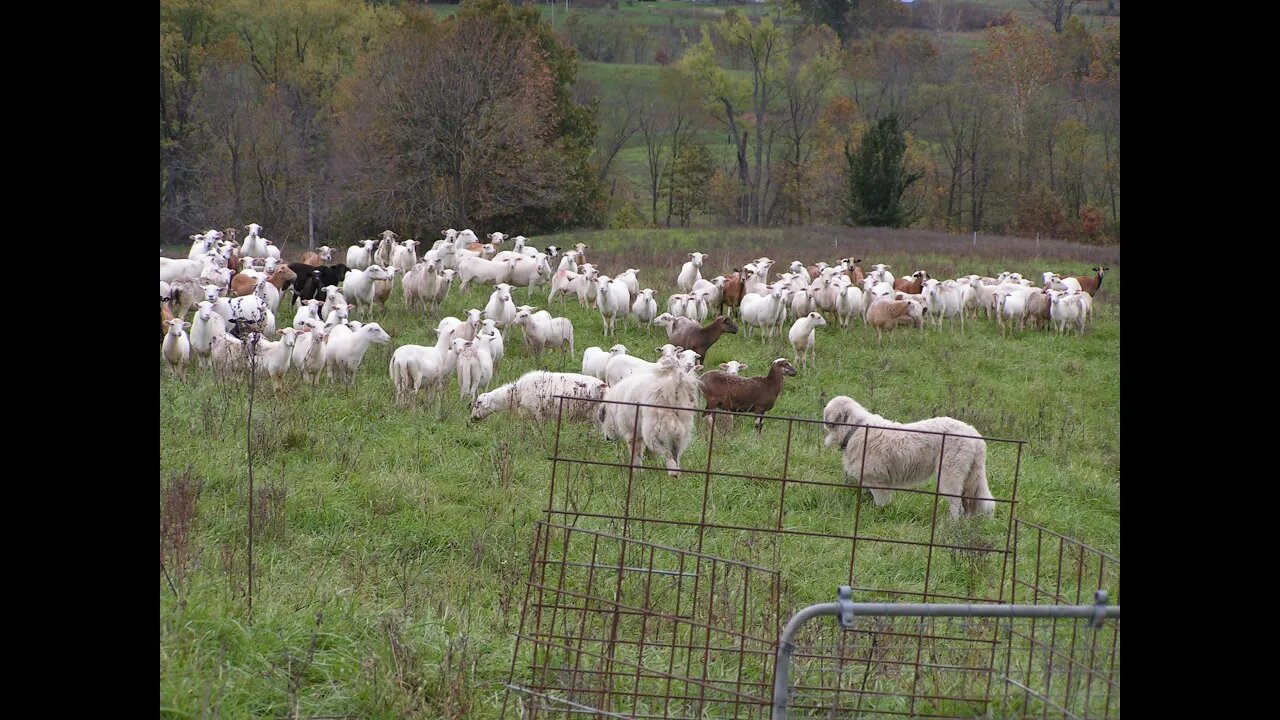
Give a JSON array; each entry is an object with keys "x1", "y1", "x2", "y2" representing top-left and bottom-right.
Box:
[{"x1": 160, "y1": 0, "x2": 1119, "y2": 246}]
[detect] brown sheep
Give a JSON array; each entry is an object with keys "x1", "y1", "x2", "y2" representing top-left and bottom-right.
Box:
[
  {"x1": 160, "y1": 299, "x2": 175, "y2": 342},
  {"x1": 719, "y1": 268, "x2": 752, "y2": 317},
  {"x1": 667, "y1": 315, "x2": 738, "y2": 363},
  {"x1": 230, "y1": 264, "x2": 296, "y2": 298},
  {"x1": 893, "y1": 270, "x2": 929, "y2": 294},
  {"x1": 1070, "y1": 267, "x2": 1109, "y2": 296},
  {"x1": 866, "y1": 299, "x2": 926, "y2": 344},
  {"x1": 699, "y1": 358, "x2": 798, "y2": 433}
]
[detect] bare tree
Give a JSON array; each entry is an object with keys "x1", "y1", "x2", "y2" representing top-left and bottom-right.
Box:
[
  {"x1": 592, "y1": 80, "x2": 644, "y2": 183},
  {"x1": 1026, "y1": 0, "x2": 1081, "y2": 33}
]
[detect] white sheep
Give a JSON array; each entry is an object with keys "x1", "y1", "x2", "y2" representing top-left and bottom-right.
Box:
[
  {"x1": 581, "y1": 344, "x2": 628, "y2": 382},
  {"x1": 453, "y1": 337, "x2": 495, "y2": 402},
  {"x1": 475, "y1": 324, "x2": 505, "y2": 372},
  {"x1": 615, "y1": 268, "x2": 640, "y2": 300},
  {"x1": 254, "y1": 328, "x2": 298, "y2": 393},
  {"x1": 596, "y1": 275, "x2": 630, "y2": 336},
  {"x1": 691, "y1": 276, "x2": 723, "y2": 310},
  {"x1": 598, "y1": 355, "x2": 701, "y2": 477},
  {"x1": 291, "y1": 322, "x2": 328, "y2": 386},
  {"x1": 189, "y1": 301, "x2": 227, "y2": 368},
  {"x1": 835, "y1": 284, "x2": 864, "y2": 328},
  {"x1": 471, "y1": 371, "x2": 607, "y2": 423},
  {"x1": 667, "y1": 293, "x2": 690, "y2": 319},
  {"x1": 429, "y1": 269, "x2": 457, "y2": 310},
  {"x1": 342, "y1": 265, "x2": 395, "y2": 315},
  {"x1": 161, "y1": 319, "x2": 191, "y2": 380},
  {"x1": 346, "y1": 239, "x2": 376, "y2": 270},
  {"x1": 484, "y1": 284, "x2": 518, "y2": 339},
  {"x1": 513, "y1": 308, "x2": 575, "y2": 365},
  {"x1": 506, "y1": 253, "x2": 552, "y2": 298},
  {"x1": 389, "y1": 345, "x2": 452, "y2": 403},
  {"x1": 926, "y1": 280, "x2": 965, "y2": 331},
  {"x1": 822, "y1": 396, "x2": 994, "y2": 519},
  {"x1": 457, "y1": 255, "x2": 515, "y2": 292},
  {"x1": 716, "y1": 360, "x2": 748, "y2": 375},
  {"x1": 788, "y1": 312, "x2": 827, "y2": 370},
  {"x1": 678, "y1": 252, "x2": 706, "y2": 292},
  {"x1": 739, "y1": 285, "x2": 788, "y2": 342},
  {"x1": 631, "y1": 288, "x2": 658, "y2": 331},
  {"x1": 324, "y1": 322, "x2": 392, "y2": 386},
  {"x1": 1049, "y1": 290, "x2": 1086, "y2": 335}
]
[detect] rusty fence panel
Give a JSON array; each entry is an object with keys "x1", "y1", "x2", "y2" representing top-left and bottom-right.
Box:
[{"x1": 501, "y1": 396, "x2": 1118, "y2": 719}]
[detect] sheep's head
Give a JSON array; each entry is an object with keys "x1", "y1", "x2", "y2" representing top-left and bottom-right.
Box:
[
  {"x1": 545, "y1": 245, "x2": 560, "y2": 257},
  {"x1": 719, "y1": 361, "x2": 747, "y2": 375},
  {"x1": 641, "y1": 288, "x2": 655, "y2": 300},
  {"x1": 716, "y1": 316, "x2": 738, "y2": 334},
  {"x1": 688, "y1": 252, "x2": 706, "y2": 267},
  {"x1": 167, "y1": 318, "x2": 190, "y2": 335},
  {"x1": 245, "y1": 223, "x2": 262, "y2": 236},
  {"x1": 196, "y1": 301, "x2": 215, "y2": 321},
  {"x1": 202, "y1": 285, "x2": 221, "y2": 303},
  {"x1": 772, "y1": 358, "x2": 798, "y2": 377},
  {"x1": 609, "y1": 344, "x2": 628, "y2": 356},
  {"x1": 653, "y1": 312, "x2": 675, "y2": 327},
  {"x1": 470, "y1": 393, "x2": 495, "y2": 421},
  {"x1": 807, "y1": 312, "x2": 827, "y2": 327}
]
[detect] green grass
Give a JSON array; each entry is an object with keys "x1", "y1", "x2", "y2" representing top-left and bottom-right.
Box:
[{"x1": 160, "y1": 228, "x2": 1118, "y2": 717}]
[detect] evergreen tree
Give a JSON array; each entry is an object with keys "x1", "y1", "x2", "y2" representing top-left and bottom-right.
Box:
[{"x1": 842, "y1": 114, "x2": 923, "y2": 227}]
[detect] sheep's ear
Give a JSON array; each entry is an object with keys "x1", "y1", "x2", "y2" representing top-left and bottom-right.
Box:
[{"x1": 719, "y1": 363, "x2": 729, "y2": 370}]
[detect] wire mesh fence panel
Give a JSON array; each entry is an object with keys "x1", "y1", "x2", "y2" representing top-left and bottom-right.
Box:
[
  {"x1": 998, "y1": 520, "x2": 1121, "y2": 719},
  {"x1": 503, "y1": 521, "x2": 783, "y2": 719},
  {"x1": 502, "y1": 398, "x2": 1119, "y2": 719}
]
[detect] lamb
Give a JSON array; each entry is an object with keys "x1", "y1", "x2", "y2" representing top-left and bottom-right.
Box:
[
  {"x1": 475, "y1": 322, "x2": 506, "y2": 372},
  {"x1": 678, "y1": 252, "x2": 706, "y2": 292},
  {"x1": 687, "y1": 289, "x2": 712, "y2": 323},
  {"x1": 835, "y1": 284, "x2": 864, "y2": 328},
  {"x1": 186, "y1": 231, "x2": 218, "y2": 261},
  {"x1": 402, "y1": 260, "x2": 438, "y2": 311},
  {"x1": 598, "y1": 355, "x2": 701, "y2": 476},
  {"x1": 472, "y1": 371, "x2": 607, "y2": 423},
  {"x1": 291, "y1": 322, "x2": 328, "y2": 386},
  {"x1": 253, "y1": 328, "x2": 298, "y2": 393},
  {"x1": 994, "y1": 287, "x2": 1033, "y2": 335},
  {"x1": 788, "y1": 312, "x2": 828, "y2": 370},
  {"x1": 189, "y1": 301, "x2": 227, "y2": 368},
  {"x1": 210, "y1": 332, "x2": 254, "y2": 381},
  {"x1": 575, "y1": 263, "x2": 601, "y2": 308},
  {"x1": 547, "y1": 268, "x2": 583, "y2": 306},
  {"x1": 582, "y1": 344, "x2": 628, "y2": 381},
  {"x1": 869, "y1": 264, "x2": 895, "y2": 286},
  {"x1": 698, "y1": 358, "x2": 798, "y2": 432},
  {"x1": 426, "y1": 268, "x2": 456, "y2": 312},
  {"x1": 346, "y1": 239, "x2": 377, "y2": 270},
  {"x1": 866, "y1": 298, "x2": 926, "y2": 344},
  {"x1": 1049, "y1": 290, "x2": 1086, "y2": 336},
  {"x1": 390, "y1": 240, "x2": 420, "y2": 276},
  {"x1": 513, "y1": 308, "x2": 575, "y2": 365},
  {"x1": 484, "y1": 284, "x2": 518, "y2": 338},
  {"x1": 665, "y1": 314, "x2": 737, "y2": 362},
  {"x1": 453, "y1": 337, "x2": 495, "y2": 402},
  {"x1": 1024, "y1": 288, "x2": 1053, "y2": 330},
  {"x1": 342, "y1": 265, "x2": 395, "y2": 316},
  {"x1": 667, "y1": 293, "x2": 690, "y2": 319},
  {"x1": 631, "y1": 288, "x2": 658, "y2": 331},
  {"x1": 161, "y1": 319, "x2": 191, "y2": 380},
  {"x1": 323, "y1": 322, "x2": 392, "y2": 386},
  {"x1": 596, "y1": 275, "x2": 630, "y2": 336},
  {"x1": 716, "y1": 360, "x2": 748, "y2": 375},
  {"x1": 821, "y1": 396, "x2": 995, "y2": 519}
]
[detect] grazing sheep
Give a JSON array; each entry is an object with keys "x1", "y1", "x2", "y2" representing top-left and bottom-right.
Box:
[
  {"x1": 788, "y1": 312, "x2": 828, "y2": 369},
  {"x1": 699, "y1": 358, "x2": 797, "y2": 433},
  {"x1": 866, "y1": 298, "x2": 926, "y2": 344},
  {"x1": 678, "y1": 252, "x2": 706, "y2": 292},
  {"x1": 161, "y1": 319, "x2": 191, "y2": 380},
  {"x1": 822, "y1": 396, "x2": 995, "y2": 519},
  {"x1": 472, "y1": 371, "x2": 608, "y2": 423},
  {"x1": 598, "y1": 355, "x2": 701, "y2": 477}
]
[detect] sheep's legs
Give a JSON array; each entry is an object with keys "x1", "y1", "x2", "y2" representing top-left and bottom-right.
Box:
[
  {"x1": 665, "y1": 457, "x2": 681, "y2": 478},
  {"x1": 868, "y1": 487, "x2": 894, "y2": 506}
]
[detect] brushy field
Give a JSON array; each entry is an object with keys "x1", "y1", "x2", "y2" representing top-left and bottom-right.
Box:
[{"x1": 159, "y1": 226, "x2": 1118, "y2": 718}]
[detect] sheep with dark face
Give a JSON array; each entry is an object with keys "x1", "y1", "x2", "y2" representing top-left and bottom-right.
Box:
[{"x1": 822, "y1": 396, "x2": 994, "y2": 519}]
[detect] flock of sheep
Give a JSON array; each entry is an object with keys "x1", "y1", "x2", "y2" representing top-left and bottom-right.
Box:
[{"x1": 160, "y1": 224, "x2": 1110, "y2": 519}]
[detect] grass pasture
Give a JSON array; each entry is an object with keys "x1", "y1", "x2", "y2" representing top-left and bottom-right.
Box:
[{"x1": 159, "y1": 226, "x2": 1118, "y2": 718}]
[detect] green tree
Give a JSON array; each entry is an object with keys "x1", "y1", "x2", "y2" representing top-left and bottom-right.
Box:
[{"x1": 842, "y1": 114, "x2": 923, "y2": 227}]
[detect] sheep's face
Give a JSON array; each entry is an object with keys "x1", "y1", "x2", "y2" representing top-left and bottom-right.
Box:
[
  {"x1": 689, "y1": 252, "x2": 706, "y2": 266},
  {"x1": 471, "y1": 394, "x2": 495, "y2": 421},
  {"x1": 719, "y1": 361, "x2": 746, "y2": 375},
  {"x1": 167, "y1": 318, "x2": 188, "y2": 336},
  {"x1": 808, "y1": 313, "x2": 827, "y2": 327}
]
